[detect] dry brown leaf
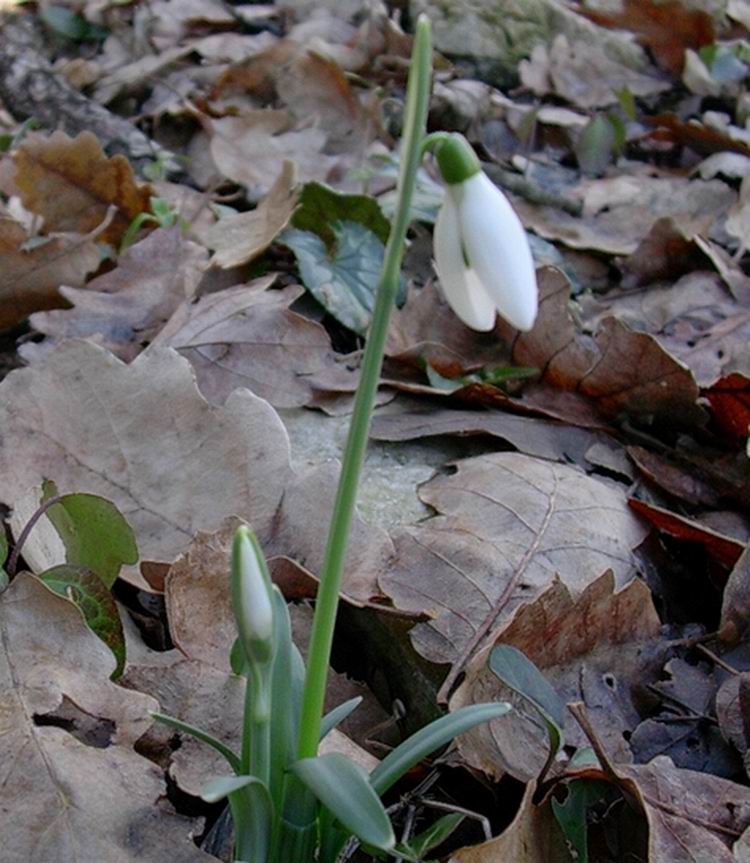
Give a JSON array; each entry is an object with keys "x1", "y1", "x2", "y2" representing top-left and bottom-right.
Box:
[
  {"x1": 0, "y1": 217, "x2": 100, "y2": 331},
  {"x1": 520, "y1": 33, "x2": 669, "y2": 108},
  {"x1": 1, "y1": 574, "x2": 215, "y2": 862},
  {"x1": 720, "y1": 547, "x2": 750, "y2": 644},
  {"x1": 370, "y1": 403, "x2": 604, "y2": 466},
  {"x1": 385, "y1": 281, "x2": 514, "y2": 373},
  {"x1": 584, "y1": 0, "x2": 715, "y2": 76},
  {"x1": 153, "y1": 280, "x2": 336, "y2": 408},
  {"x1": 516, "y1": 169, "x2": 735, "y2": 256},
  {"x1": 449, "y1": 783, "x2": 570, "y2": 862},
  {"x1": 207, "y1": 109, "x2": 338, "y2": 196},
  {"x1": 0, "y1": 341, "x2": 292, "y2": 588},
  {"x1": 380, "y1": 452, "x2": 648, "y2": 674},
  {"x1": 20, "y1": 227, "x2": 208, "y2": 363},
  {"x1": 12, "y1": 130, "x2": 151, "y2": 244},
  {"x1": 450, "y1": 572, "x2": 663, "y2": 782},
  {"x1": 509, "y1": 269, "x2": 705, "y2": 427},
  {"x1": 618, "y1": 756, "x2": 750, "y2": 862},
  {"x1": 202, "y1": 161, "x2": 299, "y2": 268},
  {"x1": 629, "y1": 499, "x2": 745, "y2": 570}
]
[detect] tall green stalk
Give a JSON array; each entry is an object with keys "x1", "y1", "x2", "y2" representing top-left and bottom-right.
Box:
[{"x1": 296, "y1": 15, "x2": 434, "y2": 760}]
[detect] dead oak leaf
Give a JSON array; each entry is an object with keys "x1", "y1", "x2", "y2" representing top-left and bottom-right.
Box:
[
  {"x1": 206, "y1": 109, "x2": 338, "y2": 196},
  {"x1": 379, "y1": 452, "x2": 648, "y2": 674},
  {"x1": 449, "y1": 572, "x2": 663, "y2": 782},
  {"x1": 618, "y1": 756, "x2": 750, "y2": 862},
  {"x1": 0, "y1": 340, "x2": 292, "y2": 589},
  {"x1": 0, "y1": 217, "x2": 100, "y2": 331},
  {"x1": 152, "y1": 280, "x2": 337, "y2": 408},
  {"x1": 584, "y1": 0, "x2": 715, "y2": 76},
  {"x1": 508, "y1": 269, "x2": 705, "y2": 428},
  {"x1": 202, "y1": 161, "x2": 299, "y2": 269},
  {"x1": 0, "y1": 574, "x2": 215, "y2": 862},
  {"x1": 19, "y1": 227, "x2": 208, "y2": 363},
  {"x1": 12, "y1": 130, "x2": 152, "y2": 245}
]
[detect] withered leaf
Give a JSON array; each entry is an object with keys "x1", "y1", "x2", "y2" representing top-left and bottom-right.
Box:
[
  {"x1": 380, "y1": 452, "x2": 648, "y2": 671},
  {"x1": 20, "y1": 227, "x2": 208, "y2": 363},
  {"x1": 12, "y1": 130, "x2": 151, "y2": 244},
  {"x1": 1, "y1": 574, "x2": 214, "y2": 862},
  {"x1": 450, "y1": 572, "x2": 663, "y2": 782},
  {"x1": 0, "y1": 217, "x2": 100, "y2": 331},
  {"x1": 0, "y1": 341, "x2": 292, "y2": 588},
  {"x1": 203, "y1": 161, "x2": 299, "y2": 268},
  {"x1": 154, "y1": 280, "x2": 336, "y2": 408}
]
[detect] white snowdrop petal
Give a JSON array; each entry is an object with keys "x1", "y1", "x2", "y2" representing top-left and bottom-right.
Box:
[
  {"x1": 457, "y1": 172, "x2": 538, "y2": 331},
  {"x1": 434, "y1": 193, "x2": 496, "y2": 331}
]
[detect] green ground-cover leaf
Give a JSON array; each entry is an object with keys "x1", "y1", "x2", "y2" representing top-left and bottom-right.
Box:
[
  {"x1": 38, "y1": 564, "x2": 126, "y2": 677},
  {"x1": 42, "y1": 481, "x2": 138, "y2": 588},
  {"x1": 291, "y1": 183, "x2": 391, "y2": 247},
  {"x1": 283, "y1": 221, "x2": 385, "y2": 335}
]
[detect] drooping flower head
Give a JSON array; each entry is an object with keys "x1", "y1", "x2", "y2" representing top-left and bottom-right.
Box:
[{"x1": 433, "y1": 134, "x2": 538, "y2": 332}]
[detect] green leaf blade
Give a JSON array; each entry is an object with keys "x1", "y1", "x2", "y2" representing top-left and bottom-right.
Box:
[
  {"x1": 370, "y1": 702, "x2": 510, "y2": 796},
  {"x1": 42, "y1": 482, "x2": 138, "y2": 588},
  {"x1": 38, "y1": 564, "x2": 126, "y2": 677},
  {"x1": 283, "y1": 222, "x2": 387, "y2": 335},
  {"x1": 292, "y1": 753, "x2": 395, "y2": 851},
  {"x1": 488, "y1": 644, "x2": 565, "y2": 756}
]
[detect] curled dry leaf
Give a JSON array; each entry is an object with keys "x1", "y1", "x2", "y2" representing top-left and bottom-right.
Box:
[
  {"x1": 508, "y1": 269, "x2": 705, "y2": 428},
  {"x1": 629, "y1": 498, "x2": 745, "y2": 570},
  {"x1": 20, "y1": 227, "x2": 208, "y2": 363},
  {"x1": 449, "y1": 572, "x2": 663, "y2": 782},
  {"x1": 12, "y1": 130, "x2": 151, "y2": 244},
  {"x1": 0, "y1": 216, "x2": 100, "y2": 331},
  {"x1": 449, "y1": 782, "x2": 570, "y2": 863},
  {"x1": 0, "y1": 341, "x2": 292, "y2": 588},
  {"x1": 0, "y1": 574, "x2": 215, "y2": 862},
  {"x1": 154, "y1": 280, "x2": 337, "y2": 408},
  {"x1": 202, "y1": 161, "x2": 299, "y2": 269},
  {"x1": 617, "y1": 756, "x2": 750, "y2": 862},
  {"x1": 380, "y1": 452, "x2": 649, "y2": 673}
]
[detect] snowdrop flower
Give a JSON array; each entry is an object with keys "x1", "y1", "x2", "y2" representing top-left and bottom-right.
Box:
[{"x1": 433, "y1": 134, "x2": 538, "y2": 332}]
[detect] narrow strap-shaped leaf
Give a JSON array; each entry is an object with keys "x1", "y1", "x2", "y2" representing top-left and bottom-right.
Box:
[
  {"x1": 320, "y1": 696, "x2": 362, "y2": 740},
  {"x1": 489, "y1": 644, "x2": 565, "y2": 751},
  {"x1": 202, "y1": 775, "x2": 273, "y2": 863},
  {"x1": 292, "y1": 753, "x2": 395, "y2": 851},
  {"x1": 369, "y1": 702, "x2": 510, "y2": 795},
  {"x1": 150, "y1": 711, "x2": 240, "y2": 773}
]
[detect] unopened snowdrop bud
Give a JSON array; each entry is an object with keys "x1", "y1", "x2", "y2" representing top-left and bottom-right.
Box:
[
  {"x1": 231, "y1": 525, "x2": 275, "y2": 668},
  {"x1": 433, "y1": 134, "x2": 538, "y2": 332}
]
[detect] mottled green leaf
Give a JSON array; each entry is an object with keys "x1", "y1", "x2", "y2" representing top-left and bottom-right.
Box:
[
  {"x1": 291, "y1": 182, "x2": 391, "y2": 247},
  {"x1": 42, "y1": 481, "x2": 138, "y2": 588},
  {"x1": 283, "y1": 221, "x2": 385, "y2": 335},
  {"x1": 38, "y1": 564, "x2": 126, "y2": 678}
]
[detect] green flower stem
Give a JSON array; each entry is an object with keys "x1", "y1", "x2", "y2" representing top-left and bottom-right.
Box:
[
  {"x1": 296, "y1": 14, "x2": 433, "y2": 760},
  {"x1": 242, "y1": 667, "x2": 271, "y2": 784}
]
